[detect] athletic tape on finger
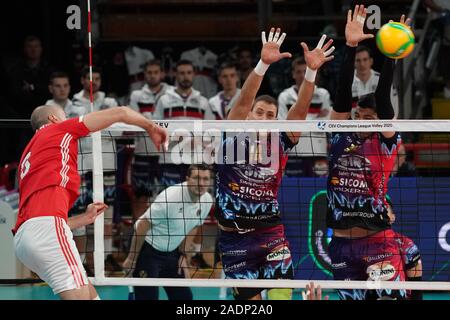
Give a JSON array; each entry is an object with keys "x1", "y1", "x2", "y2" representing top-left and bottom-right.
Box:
[
  {"x1": 324, "y1": 46, "x2": 335, "y2": 57},
  {"x1": 276, "y1": 33, "x2": 286, "y2": 46},
  {"x1": 268, "y1": 29, "x2": 274, "y2": 42},
  {"x1": 273, "y1": 29, "x2": 280, "y2": 43},
  {"x1": 316, "y1": 34, "x2": 327, "y2": 49},
  {"x1": 261, "y1": 31, "x2": 267, "y2": 44}
]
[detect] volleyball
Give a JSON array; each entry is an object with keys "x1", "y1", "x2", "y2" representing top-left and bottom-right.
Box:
[{"x1": 376, "y1": 22, "x2": 415, "y2": 59}]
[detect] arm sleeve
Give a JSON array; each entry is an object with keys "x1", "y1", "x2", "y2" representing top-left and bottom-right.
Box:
[
  {"x1": 334, "y1": 46, "x2": 356, "y2": 113},
  {"x1": 375, "y1": 58, "x2": 396, "y2": 119},
  {"x1": 61, "y1": 117, "x2": 91, "y2": 138}
]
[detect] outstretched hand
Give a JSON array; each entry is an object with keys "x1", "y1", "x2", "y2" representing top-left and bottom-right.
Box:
[
  {"x1": 301, "y1": 34, "x2": 335, "y2": 70},
  {"x1": 390, "y1": 14, "x2": 413, "y2": 28},
  {"x1": 260, "y1": 27, "x2": 292, "y2": 65},
  {"x1": 302, "y1": 282, "x2": 330, "y2": 300},
  {"x1": 345, "y1": 4, "x2": 374, "y2": 47},
  {"x1": 148, "y1": 124, "x2": 168, "y2": 152}
]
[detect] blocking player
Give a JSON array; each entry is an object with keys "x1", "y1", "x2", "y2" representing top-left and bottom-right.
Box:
[
  {"x1": 13, "y1": 104, "x2": 167, "y2": 300},
  {"x1": 327, "y1": 5, "x2": 411, "y2": 300},
  {"x1": 216, "y1": 27, "x2": 334, "y2": 300}
]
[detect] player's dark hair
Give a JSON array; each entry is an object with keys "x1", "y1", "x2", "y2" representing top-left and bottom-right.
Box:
[
  {"x1": 187, "y1": 164, "x2": 212, "y2": 177},
  {"x1": 291, "y1": 56, "x2": 306, "y2": 69},
  {"x1": 49, "y1": 71, "x2": 70, "y2": 85},
  {"x1": 218, "y1": 62, "x2": 238, "y2": 75},
  {"x1": 356, "y1": 45, "x2": 373, "y2": 58},
  {"x1": 357, "y1": 93, "x2": 376, "y2": 111},
  {"x1": 81, "y1": 66, "x2": 102, "y2": 79},
  {"x1": 252, "y1": 95, "x2": 278, "y2": 116},
  {"x1": 176, "y1": 59, "x2": 194, "y2": 70},
  {"x1": 144, "y1": 59, "x2": 162, "y2": 71}
]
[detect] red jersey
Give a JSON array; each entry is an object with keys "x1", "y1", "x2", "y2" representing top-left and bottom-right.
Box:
[{"x1": 13, "y1": 117, "x2": 90, "y2": 233}]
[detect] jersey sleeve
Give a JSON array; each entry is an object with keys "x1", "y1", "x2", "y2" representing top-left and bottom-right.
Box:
[{"x1": 59, "y1": 117, "x2": 91, "y2": 139}]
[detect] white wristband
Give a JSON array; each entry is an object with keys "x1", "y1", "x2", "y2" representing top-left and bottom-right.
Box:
[
  {"x1": 254, "y1": 59, "x2": 269, "y2": 76},
  {"x1": 305, "y1": 67, "x2": 317, "y2": 83}
]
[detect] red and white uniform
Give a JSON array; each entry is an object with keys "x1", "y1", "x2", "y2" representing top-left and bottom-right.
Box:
[{"x1": 13, "y1": 117, "x2": 91, "y2": 294}]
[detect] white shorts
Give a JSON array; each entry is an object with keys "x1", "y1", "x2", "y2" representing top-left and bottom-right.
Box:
[{"x1": 14, "y1": 216, "x2": 89, "y2": 295}]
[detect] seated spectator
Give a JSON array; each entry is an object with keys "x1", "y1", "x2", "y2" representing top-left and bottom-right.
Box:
[{"x1": 45, "y1": 71, "x2": 72, "y2": 114}]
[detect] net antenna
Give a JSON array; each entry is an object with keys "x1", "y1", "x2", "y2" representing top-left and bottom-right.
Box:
[{"x1": 86, "y1": 0, "x2": 105, "y2": 280}]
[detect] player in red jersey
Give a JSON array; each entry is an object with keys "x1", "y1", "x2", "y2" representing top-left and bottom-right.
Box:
[{"x1": 13, "y1": 104, "x2": 167, "y2": 300}]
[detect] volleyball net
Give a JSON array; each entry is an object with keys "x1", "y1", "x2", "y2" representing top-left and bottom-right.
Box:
[{"x1": 70, "y1": 119, "x2": 450, "y2": 291}]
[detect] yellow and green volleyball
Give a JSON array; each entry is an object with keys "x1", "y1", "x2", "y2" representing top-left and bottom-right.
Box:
[{"x1": 376, "y1": 22, "x2": 415, "y2": 59}]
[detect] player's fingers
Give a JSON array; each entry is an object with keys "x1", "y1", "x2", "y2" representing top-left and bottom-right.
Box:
[
  {"x1": 324, "y1": 46, "x2": 335, "y2": 57},
  {"x1": 405, "y1": 17, "x2": 412, "y2": 27},
  {"x1": 325, "y1": 55, "x2": 335, "y2": 62},
  {"x1": 273, "y1": 28, "x2": 281, "y2": 43},
  {"x1": 261, "y1": 31, "x2": 267, "y2": 44},
  {"x1": 316, "y1": 34, "x2": 327, "y2": 49},
  {"x1": 300, "y1": 42, "x2": 309, "y2": 53},
  {"x1": 359, "y1": 4, "x2": 366, "y2": 17},
  {"x1": 362, "y1": 33, "x2": 375, "y2": 40},
  {"x1": 389, "y1": 19, "x2": 393, "y2": 23},
  {"x1": 317, "y1": 285, "x2": 322, "y2": 300},
  {"x1": 347, "y1": 9, "x2": 352, "y2": 23},
  {"x1": 400, "y1": 14, "x2": 405, "y2": 24},
  {"x1": 321, "y1": 38, "x2": 333, "y2": 51},
  {"x1": 280, "y1": 52, "x2": 292, "y2": 59},
  {"x1": 353, "y1": 5, "x2": 359, "y2": 21},
  {"x1": 268, "y1": 27, "x2": 275, "y2": 42},
  {"x1": 276, "y1": 32, "x2": 286, "y2": 46}
]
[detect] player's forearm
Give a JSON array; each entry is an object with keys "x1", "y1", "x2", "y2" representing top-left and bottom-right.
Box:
[
  {"x1": 227, "y1": 71, "x2": 264, "y2": 120},
  {"x1": 128, "y1": 218, "x2": 150, "y2": 258},
  {"x1": 288, "y1": 79, "x2": 315, "y2": 120},
  {"x1": 375, "y1": 58, "x2": 396, "y2": 119},
  {"x1": 67, "y1": 214, "x2": 89, "y2": 230},
  {"x1": 333, "y1": 45, "x2": 356, "y2": 114},
  {"x1": 83, "y1": 107, "x2": 156, "y2": 133}
]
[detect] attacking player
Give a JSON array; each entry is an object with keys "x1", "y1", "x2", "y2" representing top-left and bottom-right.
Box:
[
  {"x1": 326, "y1": 5, "x2": 411, "y2": 300},
  {"x1": 216, "y1": 27, "x2": 334, "y2": 300},
  {"x1": 13, "y1": 105, "x2": 168, "y2": 300}
]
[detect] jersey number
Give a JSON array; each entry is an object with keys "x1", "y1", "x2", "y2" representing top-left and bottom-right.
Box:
[{"x1": 20, "y1": 152, "x2": 31, "y2": 179}]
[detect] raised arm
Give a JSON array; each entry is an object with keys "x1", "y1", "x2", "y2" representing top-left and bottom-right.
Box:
[
  {"x1": 227, "y1": 27, "x2": 291, "y2": 120},
  {"x1": 375, "y1": 15, "x2": 412, "y2": 138},
  {"x1": 286, "y1": 35, "x2": 335, "y2": 143},
  {"x1": 68, "y1": 202, "x2": 107, "y2": 230},
  {"x1": 122, "y1": 214, "x2": 151, "y2": 270},
  {"x1": 331, "y1": 4, "x2": 374, "y2": 120},
  {"x1": 83, "y1": 106, "x2": 168, "y2": 151}
]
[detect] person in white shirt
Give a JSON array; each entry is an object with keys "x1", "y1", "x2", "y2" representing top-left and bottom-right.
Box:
[
  {"x1": 180, "y1": 46, "x2": 218, "y2": 98},
  {"x1": 129, "y1": 60, "x2": 174, "y2": 220},
  {"x1": 209, "y1": 63, "x2": 241, "y2": 120},
  {"x1": 45, "y1": 72, "x2": 73, "y2": 115},
  {"x1": 69, "y1": 66, "x2": 119, "y2": 268},
  {"x1": 278, "y1": 57, "x2": 332, "y2": 176},
  {"x1": 125, "y1": 46, "x2": 155, "y2": 92},
  {"x1": 123, "y1": 164, "x2": 214, "y2": 300},
  {"x1": 352, "y1": 46, "x2": 399, "y2": 114},
  {"x1": 155, "y1": 60, "x2": 214, "y2": 188}
]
